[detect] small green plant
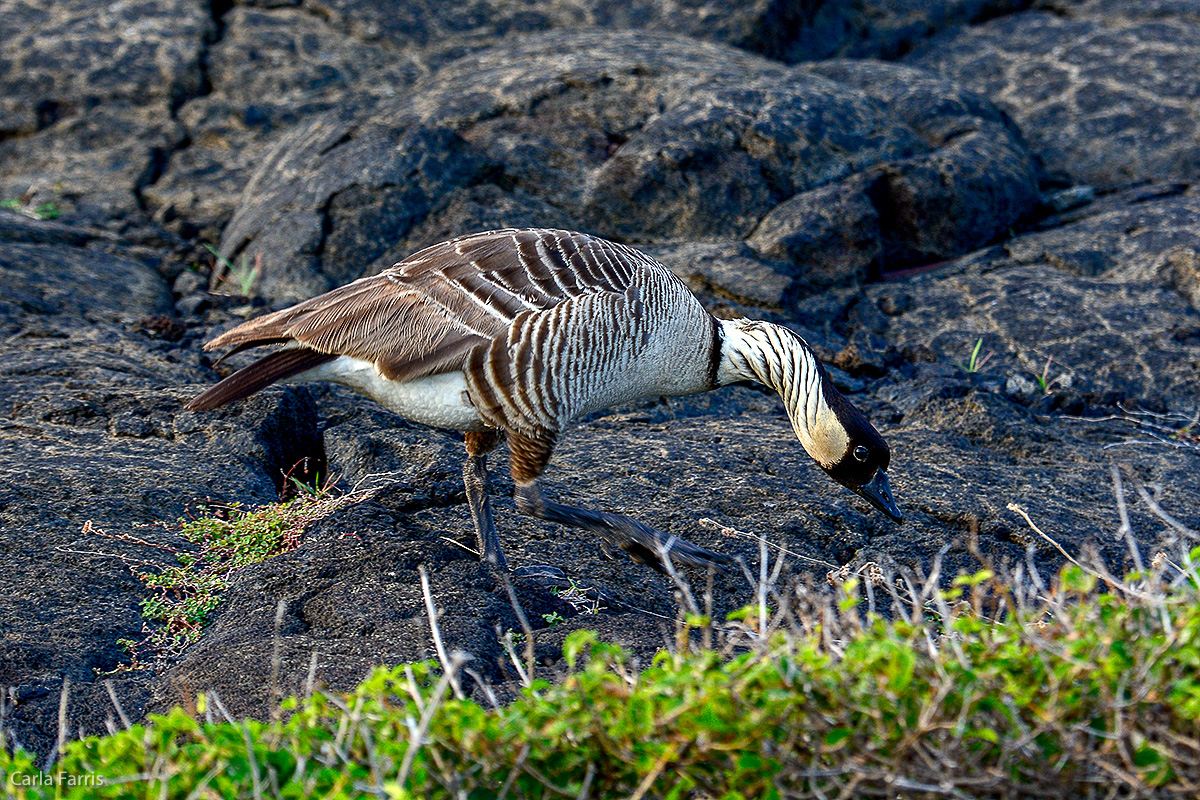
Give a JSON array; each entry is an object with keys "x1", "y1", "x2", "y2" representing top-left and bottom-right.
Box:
[
  {"x1": 2, "y1": 197, "x2": 60, "y2": 219},
  {"x1": 1033, "y1": 354, "x2": 1067, "y2": 394},
  {"x1": 549, "y1": 578, "x2": 605, "y2": 616},
  {"x1": 204, "y1": 243, "x2": 261, "y2": 297},
  {"x1": 114, "y1": 483, "x2": 365, "y2": 668},
  {"x1": 282, "y1": 457, "x2": 334, "y2": 501},
  {"x1": 541, "y1": 611, "x2": 565, "y2": 626},
  {"x1": 1177, "y1": 420, "x2": 1199, "y2": 445},
  {"x1": 960, "y1": 336, "x2": 994, "y2": 373}
]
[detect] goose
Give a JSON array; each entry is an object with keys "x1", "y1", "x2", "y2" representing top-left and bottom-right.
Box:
[{"x1": 185, "y1": 228, "x2": 901, "y2": 574}]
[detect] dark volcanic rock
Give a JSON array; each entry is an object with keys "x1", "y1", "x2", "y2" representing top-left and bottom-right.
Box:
[
  {"x1": 0, "y1": 0, "x2": 210, "y2": 133},
  {"x1": 220, "y1": 31, "x2": 1038, "y2": 302},
  {"x1": 906, "y1": 6, "x2": 1200, "y2": 189},
  {"x1": 0, "y1": 0, "x2": 211, "y2": 224},
  {"x1": 878, "y1": 265, "x2": 1200, "y2": 410},
  {"x1": 293, "y1": 0, "x2": 1035, "y2": 64},
  {"x1": 220, "y1": 112, "x2": 491, "y2": 301},
  {"x1": 140, "y1": 1, "x2": 1043, "y2": 240},
  {"x1": 778, "y1": 0, "x2": 1035, "y2": 61},
  {"x1": 143, "y1": 4, "x2": 424, "y2": 240},
  {"x1": 1008, "y1": 186, "x2": 1200, "y2": 307},
  {"x1": 0, "y1": 224, "x2": 172, "y2": 335},
  {"x1": 759, "y1": 59, "x2": 1040, "y2": 276},
  {"x1": 870, "y1": 188, "x2": 1200, "y2": 411},
  {"x1": 303, "y1": 0, "x2": 784, "y2": 55},
  {"x1": 0, "y1": 319, "x2": 325, "y2": 755}
]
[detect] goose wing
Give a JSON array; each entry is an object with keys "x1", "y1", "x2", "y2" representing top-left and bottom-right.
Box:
[{"x1": 203, "y1": 228, "x2": 658, "y2": 383}]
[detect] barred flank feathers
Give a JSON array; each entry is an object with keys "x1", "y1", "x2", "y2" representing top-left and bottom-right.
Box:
[{"x1": 183, "y1": 348, "x2": 337, "y2": 411}]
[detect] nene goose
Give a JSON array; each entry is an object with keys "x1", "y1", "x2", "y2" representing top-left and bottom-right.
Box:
[{"x1": 186, "y1": 228, "x2": 901, "y2": 573}]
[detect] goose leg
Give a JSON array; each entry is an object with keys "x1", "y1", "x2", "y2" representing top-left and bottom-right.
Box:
[
  {"x1": 464, "y1": 430, "x2": 506, "y2": 572},
  {"x1": 513, "y1": 482, "x2": 733, "y2": 574}
]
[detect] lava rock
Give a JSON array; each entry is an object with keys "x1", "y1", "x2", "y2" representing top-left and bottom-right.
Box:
[{"x1": 906, "y1": 6, "x2": 1200, "y2": 188}]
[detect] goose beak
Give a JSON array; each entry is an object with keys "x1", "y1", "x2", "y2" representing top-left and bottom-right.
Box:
[{"x1": 855, "y1": 469, "x2": 902, "y2": 522}]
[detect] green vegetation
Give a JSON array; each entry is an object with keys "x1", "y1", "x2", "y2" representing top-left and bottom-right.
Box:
[
  {"x1": 961, "y1": 335, "x2": 994, "y2": 374},
  {"x1": 1, "y1": 198, "x2": 61, "y2": 220},
  {"x1": 5, "y1": 549, "x2": 1199, "y2": 798},
  {"x1": 203, "y1": 242, "x2": 261, "y2": 297},
  {"x1": 1032, "y1": 353, "x2": 1070, "y2": 395},
  {"x1": 117, "y1": 488, "x2": 362, "y2": 668}
]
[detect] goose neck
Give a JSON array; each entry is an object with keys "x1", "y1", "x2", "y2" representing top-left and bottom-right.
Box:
[{"x1": 716, "y1": 319, "x2": 843, "y2": 466}]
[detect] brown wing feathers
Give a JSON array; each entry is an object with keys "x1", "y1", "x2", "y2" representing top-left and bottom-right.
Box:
[{"x1": 186, "y1": 229, "x2": 673, "y2": 413}]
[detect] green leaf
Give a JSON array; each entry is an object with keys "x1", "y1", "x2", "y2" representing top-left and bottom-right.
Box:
[
  {"x1": 562, "y1": 629, "x2": 597, "y2": 669},
  {"x1": 825, "y1": 728, "x2": 852, "y2": 746}
]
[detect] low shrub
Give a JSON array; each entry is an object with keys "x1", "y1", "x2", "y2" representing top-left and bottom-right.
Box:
[{"x1": 4, "y1": 549, "x2": 1199, "y2": 799}]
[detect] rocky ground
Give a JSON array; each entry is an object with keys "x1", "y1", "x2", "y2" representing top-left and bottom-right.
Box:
[{"x1": 2, "y1": 0, "x2": 1199, "y2": 762}]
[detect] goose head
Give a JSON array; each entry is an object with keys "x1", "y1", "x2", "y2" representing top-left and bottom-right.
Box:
[
  {"x1": 811, "y1": 391, "x2": 902, "y2": 522},
  {"x1": 716, "y1": 318, "x2": 902, "y2": 522}
]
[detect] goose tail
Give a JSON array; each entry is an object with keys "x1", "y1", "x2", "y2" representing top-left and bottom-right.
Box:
[{"x1": 184, "y1": 348, "x2": 337, "y2": 411}]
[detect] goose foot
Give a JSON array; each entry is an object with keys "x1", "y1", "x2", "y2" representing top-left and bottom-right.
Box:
[{"x1": 514, "y1": 483, "x2": 733, "y2": 574}]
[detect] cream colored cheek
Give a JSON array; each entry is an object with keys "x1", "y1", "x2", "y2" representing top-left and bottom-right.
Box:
[{"x1": 807, "y1": 410, "x2": 850, "y2": 469}]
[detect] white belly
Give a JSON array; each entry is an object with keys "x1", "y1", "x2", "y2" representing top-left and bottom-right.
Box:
[{"x1": 288, "y1": 356, "x2": 487, "y2": 431}]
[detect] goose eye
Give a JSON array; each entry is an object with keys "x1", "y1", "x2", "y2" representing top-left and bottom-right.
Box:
[{"x1": 852, "y1": 445, "x2": 869, "y2": 462}]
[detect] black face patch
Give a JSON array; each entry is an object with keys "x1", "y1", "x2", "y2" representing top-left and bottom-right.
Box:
[{"x1": 820, "y1": 390, "x2": 890, "y2": 490}]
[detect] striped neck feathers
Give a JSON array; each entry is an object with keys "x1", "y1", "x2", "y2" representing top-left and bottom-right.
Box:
[{"x1": 716, "y1": 318, "x2": 849, "y2": 469}]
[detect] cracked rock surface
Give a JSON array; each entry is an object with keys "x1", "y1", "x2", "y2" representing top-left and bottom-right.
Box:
[
  {"x1": 1, "y1": 0, "x2": 1198, "y2": 762},
  {"x1": 217, "y1": 30, "x2": 1038, "y2": 302},
  {"x1": 906, "y1": 1, "x2": 1200, "y2": 189}
]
